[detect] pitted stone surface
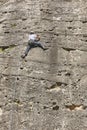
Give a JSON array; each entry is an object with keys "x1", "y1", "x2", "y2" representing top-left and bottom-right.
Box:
[{"x1": 0, "y1": 0, "x2": 87, "y2": 130}]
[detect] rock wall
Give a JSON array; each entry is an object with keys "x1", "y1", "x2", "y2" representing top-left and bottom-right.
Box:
[{"x1": 0, "y1": 0, "x2": 87, "y2": 130}]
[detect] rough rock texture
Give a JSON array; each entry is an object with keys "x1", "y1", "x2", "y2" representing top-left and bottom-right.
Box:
[{"x1": 0, "y1": 0, "x2": 87, "y2": 130}]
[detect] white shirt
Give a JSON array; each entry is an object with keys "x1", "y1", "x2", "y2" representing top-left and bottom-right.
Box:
[{"x1": 28, "y1": 34, "x2": 37, "y2": 41}]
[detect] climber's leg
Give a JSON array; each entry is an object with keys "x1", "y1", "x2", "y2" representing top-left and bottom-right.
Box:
[
  {"x1": 21, "y1": 44, "x2": 31, "y2": 58},
  {"x1": 34, "y1": 41, "x2": 48, "y2": 50}
]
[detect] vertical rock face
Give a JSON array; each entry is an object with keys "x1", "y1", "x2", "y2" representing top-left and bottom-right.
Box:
[{"x1": 0, "y1": 0, "x2": 87, "y2": 130}]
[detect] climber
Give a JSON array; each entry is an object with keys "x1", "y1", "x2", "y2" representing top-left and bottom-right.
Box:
[{"x1": 21, "y1": 31, "x2": 47, "y2": 59}]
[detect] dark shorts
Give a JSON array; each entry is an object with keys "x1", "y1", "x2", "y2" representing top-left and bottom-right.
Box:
[
  {"x1": 28, "y1": 40, "x2": 41, "y2": 48},
  {"x1": 28, "y1": 40, "x2": 34, "y2": 45}
]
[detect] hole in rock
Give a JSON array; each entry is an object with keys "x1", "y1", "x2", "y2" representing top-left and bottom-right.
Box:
[
  {"x1": 20, "y1": 67, "x2": 23, "y2": 70},
  {"x1": 43, "y1": 106, "x2": 48, "y2": 109},
  {"x1": 67, "y1": 27, "x2": 73, "y2": 29},
  {"x1": 4, "y1": 31, "x2": 10, "y2": 34},
  {"x1": 17, "y1": 77, "x2": 20, "y2": 80},
  {"x1": 38, "y1": 112, "x2": 40, "y2": 114},
  {"x1": 52, "y1": 105, "x2": 59, "y2": 110},
  {"x1": 65, "y1": 73, "x2": 71, "y2": 76},
  {"x1": 52, "y1": 102, "x2": 57, "y2": 105},
  {"x1": 3, "y1": 11, "x2": 8, "y2": 14},
  {"x1": 37, "y1": 101, "x2": 40, "y2": 104},
  {"x1": 22, "y1": 18, "x2": 27, "y2": 21},
  {"x1": 82, "y1": 21, "x2": 87, "y2": 23}
]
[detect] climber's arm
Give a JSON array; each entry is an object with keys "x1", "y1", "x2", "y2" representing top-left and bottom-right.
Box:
[{"x1": 35, "y1": 34, "x2": 40, "y2": 41}]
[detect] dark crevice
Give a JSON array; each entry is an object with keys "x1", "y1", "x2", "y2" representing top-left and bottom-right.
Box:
[
  {"x1": 52, "y1": 105, "x2": 59, "y2": 110},
  {"x1": 4, "y1": 31, "x2": 10, "y2": 34},
  {"x1": 22, "y1": 18, "x2": 27, "y2": 21},
  {"x1": 8, "y1": 10, "x2": 16, "y2": 13},
  {"x1": 65, "y1": 20, "x2": 73, "y2": 23},
  {"x1": 65, "y1": 72, "x2": 71, "y2": 76},
  {"x1": 17, "y1": 77, "x2": 20, "y2": 80},
  {"x1": 82, "y1": 21, "x2": 87, "y2": 23},
  {"x1": 13, "y1": 98, "x2": 21, "y2": 104},
  {"x1": 65, "y1": 104, "x2": 87, "y2": 111},
  {"x1": 77, "y1": 78, "x2": 81, "y2": 82},
  {"x1": 2, "y1": 11, "x2": 8, "y2": 14},
  {"x1": 46, "y1": 82, "x2": 67, "y2": 90},
  {"x1": 49, "y1": 28, "x2": 55, "y2": 31},
  {"x1": 0, "y1": 46, "x2": 9, "y2": 50},
  {"x1": 40, "y1": 9, "x2": 52, "y2": 14},
  {"x1": 52, "y1": 102, "x2": 57, "y2": 105},
  {"x1": 4, "y1": 66, "x2": 8, "y2": 69},
  {"x1": 56, "y1": 82, "x2": 67, "y2": 86},
  {"x1": 83, "y1": 34, "x2": 87, "y2": 37},
  {"x1": 38, "y1": 112, "x2": 40, "y2": 114},
  {"x1": 43, "y1": 106, "x2": 49, "y2": 109},
  {"x1": 80, "y1": 39, "x2": 87, "y2": 42},
  {"x1": 5, "y1": 98, "x2": 21, "y2": 105},
  {"x1": 0, "y1": 45, "x2": 16, "y2": 51},
  {"x1": 20, "y1": 67, "x2": 24, "y2": 70},
  {"x1": 62, "y1": 47, "x2": 76, "y2": 52},
  {"x1": 67, "y1": 27, "x2": 73, "y2": 29},
  {"x1": 54, "y1": 33, "x2": 59, "y2": 36},
  {"x1": 67, "y1": 27, "x2": 75, "y2": 30},
  {"x1": 5, "y1": 95, "x2": 7, "y2": 98},
  {"x1": 37, "y1": 101, "x2": 40, "y2": 104}
]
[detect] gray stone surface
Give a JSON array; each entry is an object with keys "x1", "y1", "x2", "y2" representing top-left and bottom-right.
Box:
[{"x1": 0, "y1": 0, "x2": 87, "y2": 130}]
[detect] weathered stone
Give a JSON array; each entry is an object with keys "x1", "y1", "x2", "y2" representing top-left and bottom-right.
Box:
[{"x1": 0, "y1": 0, "x2": 87, "y2": 130}]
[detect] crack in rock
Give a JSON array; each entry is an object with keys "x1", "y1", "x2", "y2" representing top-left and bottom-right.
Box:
[
  {"x1": 46, "y1": 82, "x2": 67, "y2": 92},
  {"x1": 62, "y1": 47, "x2": 76, "y2": 52},
  {"x1": 65, "y1": 104, "x2": 87, "y2": 111},
  {"x1": 0, "y1": 45, "x2": 16, "y2": 51},
  {"x1": 52, "y1": 105, "x2": 59, "y2": 110}
]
